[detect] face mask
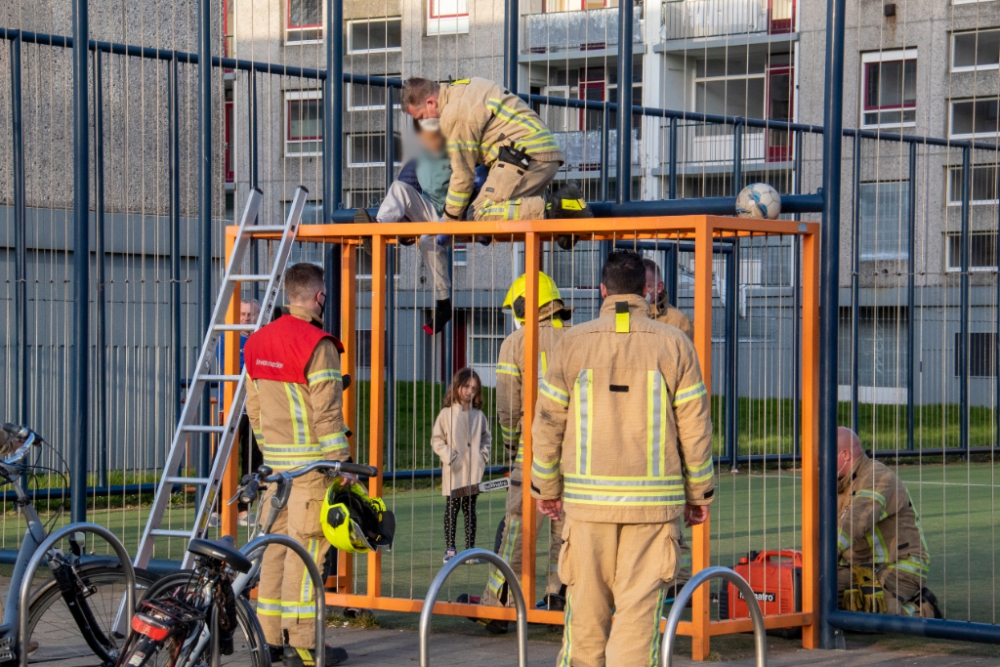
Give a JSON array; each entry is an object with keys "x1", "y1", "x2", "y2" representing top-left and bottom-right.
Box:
[
  {"x1": 645, "y1": 291, "x2": 654, "y2": 304},
  {"x1": 418, "y1": 117, "x2": 441, "y2": 132},
  {"x1": 513, "y1": 318, "x2": 522, "y2": 330}
]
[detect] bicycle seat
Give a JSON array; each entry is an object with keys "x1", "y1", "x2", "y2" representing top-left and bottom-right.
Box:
[{"x1": 187, "y1": 538, "x2": 253, "y2": 574}]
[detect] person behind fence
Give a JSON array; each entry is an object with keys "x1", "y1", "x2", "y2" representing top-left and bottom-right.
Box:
[
  {"x1": 531, "y1": 250, "x2": 714, "y2": 667},
  {"x1": 431, "y1": 367, "x2": 492, "y2": 563},
  {"x1": 644, "y1": 258, "x2": 695, "y2": 341},
  {"x1": 353, "y1": 123, "x2": 488, "y2": 336},
  {"x1": 475, "y1": 271, "x2": 571, "y2": 632},
  {"x1": 244, "y1": 262, "x2": 351, "y2": 667},
  {"x1": 401, "y1": 76, "x2": 593, "y2": 247},
  {"x1": 836, "y1": 427, "x2": 942, "y2": 619}
]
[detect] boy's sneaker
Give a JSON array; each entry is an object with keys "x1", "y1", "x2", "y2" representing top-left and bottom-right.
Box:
[
  {"x1": 283, "y1": 645, "x2": 349, "y2": 667},
  {"x1": 354, "y1": 208, "x2": 374, "y2": 256},
  {"x1": 423, "y1": 298, "x2": 452, "y2": 336}
]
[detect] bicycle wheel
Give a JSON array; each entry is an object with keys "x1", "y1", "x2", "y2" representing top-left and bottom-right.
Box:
[
  {"x1": 26, "y1": 561, "x2": 159, "y2": 667},
  {"x1": 139, "y1": 572, "x2": 270, "y2": 667}
]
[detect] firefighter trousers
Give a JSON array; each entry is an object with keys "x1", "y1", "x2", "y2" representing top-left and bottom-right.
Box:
[
  {"x1": 836, "y1": 564, "x2": 934, "y2": 617},
  {"x1": 557, "y1": 517, "x2": 680, "y2": 667},
  {"x1": 257, "y1": 471, "x2": 331, "y2": 649},
  {"x1": 471, "y1": 159, "x2": 560, "y2": 221},
  {"x1": 482, "y1": 478, "x2": 563, "y2": 606}
]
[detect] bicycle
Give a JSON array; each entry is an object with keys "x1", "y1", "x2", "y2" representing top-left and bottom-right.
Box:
[
  {"x1": 0, "y1": 423, "x2": 159, "y2": 667},
  {"x1": 121, "y1": 459, "x2": 377, "y2": 667}
]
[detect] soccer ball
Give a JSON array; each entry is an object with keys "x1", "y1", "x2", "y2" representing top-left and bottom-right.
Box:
[{"x1": 735, "y1": 183, "x2": 782, "y2": 220}]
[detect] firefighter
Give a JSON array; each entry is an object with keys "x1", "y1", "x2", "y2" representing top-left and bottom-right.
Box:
[
  {"x1": 836, "y1": 427, "x2": 942, "y2": 619},
  {"x1": 643, "y1": 258, "x2": 694, "y2": 340},
  {"x1": 244, "y1": 263, "x2": 351, "y2": 667},
  {"x1": 532, "y1": 250, "x2": 714, "y2": 667},
  {"x1": 478, "y1": 272, "x2": 571, "y2": 632},
  {"x1": 400, "y1": 77, "x2": 592, "y2": 243}
]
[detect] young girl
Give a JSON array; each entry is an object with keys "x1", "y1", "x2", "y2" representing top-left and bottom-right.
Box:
[{"x1": 431, "y1": 368, "x2": 492, "y2": 563}]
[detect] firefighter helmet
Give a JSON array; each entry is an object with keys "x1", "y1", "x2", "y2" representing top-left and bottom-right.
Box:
[
  {"x1": 503, "y1": 272, "x2": 567, "y2": 323},
  {"x1": 320, "y1": 479, "x2": 396, "y2": 554}
]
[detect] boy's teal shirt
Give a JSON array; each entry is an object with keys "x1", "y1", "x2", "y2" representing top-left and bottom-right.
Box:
[{"x1": 416, "y1": 150, "x2": 452, "y2": 217}]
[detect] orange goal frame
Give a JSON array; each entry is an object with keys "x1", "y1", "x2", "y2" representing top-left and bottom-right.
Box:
[{"x1": 219, "y1": 215, "x2": 820, "y2": 660}]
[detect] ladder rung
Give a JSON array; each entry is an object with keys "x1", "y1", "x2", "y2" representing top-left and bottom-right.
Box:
[
  {"x1": 166, "y1": 476, "x2": 212, "y2": 485},
  {"x1": 245, "y1": 225, "x2": 288, "y2": 234},
  {"x1": 200, "y1": 374, "x2": 242, "y2": 382},
  {"x1": 151, "y1": 529, "x2": 193, "y2": 538},
  {"x1": 183, "y1": 425, "x2": 226, "y2": 433},
  {"x1": 213, "y1": 324, "x2": 256, "y2": 332},
  {"x1": 230, "y1": 274, "x2": 270, "y2": 282}
]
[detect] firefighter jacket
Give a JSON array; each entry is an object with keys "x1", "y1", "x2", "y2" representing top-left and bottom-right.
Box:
[
  {"x1": 496, "y1": 306, "x2": 570, "y2": 480},
  {"x1": 437, "y1": 77, "x2": 563, "y2": 220},
  {"x1": 837, "y1": 452, "x2": 929, "y2": 578},
  {"x1": 431, "y1": 404, "x2": 492, "y2": 496},
  {"x1": 652, "y1": 292, "x2": 694, "y2": 341},
  {"x1": 244, "y1": 306, "x2": 350, "y2": 471},
  {"x1": 530, "y1": 293, "x2": 715, "y2": 524}
]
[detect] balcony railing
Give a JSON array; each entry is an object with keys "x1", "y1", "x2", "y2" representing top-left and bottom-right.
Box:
[
  {"x1": 661, "y1": 0, "x2": 794, "y2": 41},
  {"x1": 523, "y1": 7, "x2": 642, "y2": 54}
]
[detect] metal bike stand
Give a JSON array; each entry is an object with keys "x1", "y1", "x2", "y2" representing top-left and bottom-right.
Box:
[
  {"x1": 19, "y1": 523, "x2": 137, "y2": 667},
  {"x1": 242, "y1": 534, "x2": 327, "y2": 667},
  {"x1": 661, "y1": 566, "x2": 768, "y2": 667},
  {"x1": 419, "y1": 548, "x2": 528, "y2": 667}
]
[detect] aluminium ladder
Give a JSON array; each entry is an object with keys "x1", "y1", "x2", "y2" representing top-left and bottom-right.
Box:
[{"x1": 134, "y1": 186, "x2": 308, "y2": 570}]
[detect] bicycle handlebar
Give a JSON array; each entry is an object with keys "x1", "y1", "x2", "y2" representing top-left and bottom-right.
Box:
[
  {"x1": 1, "y1": 424, "x2": 41, "y2": 468},
  {"x1": 236, "y1": 460, "x2": 379, "y2": 505}
]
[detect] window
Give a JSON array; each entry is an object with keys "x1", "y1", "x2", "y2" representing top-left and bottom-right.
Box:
[
  {"x1": 346, "y1": 190, "x2": 383, "y2": 209},
  {"x1": 347, "y1": 18, "x2": 402, "y2": 54},
  {"x1": 428, "y1": 0, "x2": 469, "y2": 36},
  {"x1": 946, "y1": 232, "x2": 997, "y2": 271},
  {"x1": 951, "y1": 98, "x2": 1000, "y2": 137},
  {"x1": 469, "y1": 310, "x2": 505, "y2": 387},
  {"x1": 347, "y1": 133, "x2": 402, "y2": 166},
  {"x1": 858, "y1": 181, "x2": 910, "y2": 261},
  {"x1": 285, "y1": 90, "x2": 323, "y2": 156},
  {"x1": 947, "y1": 164, "x2": 999, "y2": 204},
  {"x1": 953, "y1": 30, "x2": 1000, "y2": 70},
  {"x1": 955, "y1": 332, "x2": 996, "y2": 377},
  {"x1": 860, "y1": 50, "x2": 917, "y2": 128},
  {"x1": 286, "y1": 0, "x2": 322, "y2": 44},
  {"x1": 549, "y1": 241, "x2": 602, "y2": 290},
  {"x1": 695, "y1": 54, "x2": 767, "y2": 119},
  {"x1": 347, "y1": 78, "x2": 400, "y2": 111}
]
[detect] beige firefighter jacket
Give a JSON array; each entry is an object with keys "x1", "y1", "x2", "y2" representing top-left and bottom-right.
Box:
[
  {"x1": 244, "y1": 307, "x2": 350, "y2": 471},
  {"x1": 837, "y1": 452, "x2": 929, "y2": 578},
  {"x1": 437, "y1": 77, "x2": 563, "y2": 220},
  {"x1": 530, "y1": 293, "x2": 715, "y2": 524},
  {"x1": 431, "y1": 404, "x2": 492, "y2": 496},
  {"x1": 652, "y1": 292, "x2": 695, "y2": 341}
]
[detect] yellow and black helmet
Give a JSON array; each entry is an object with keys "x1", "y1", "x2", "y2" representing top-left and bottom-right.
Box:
[
  {"x1": 502, "y1": 272, "x2": 571, "y2": 324},
  {"x1": 320, "y1": 480, "x2": 395, "y2": 554}
]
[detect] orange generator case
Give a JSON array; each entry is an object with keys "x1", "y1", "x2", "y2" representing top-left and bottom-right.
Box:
[{"x1": 718, "y1": 550, "x2": 802, "y2": 619}]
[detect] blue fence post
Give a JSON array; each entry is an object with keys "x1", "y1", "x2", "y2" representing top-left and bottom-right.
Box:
[
  {"x1": 504, "y1": 0, "x2": 518, "y2": 93},
  {"x1": 725, "y1": 243, "x2": 738, "y2": 471},
  {"x1": 615, "y1": 0, "x2": 633, "y2": 204},
  {"x1": 197, "y1": 0, "x2": 214, "y2": 499},
  {"x1": 960, "y1": 146, "x2": 971, "y2": 458},
  {"x1": 10, "y1": 34, "x2": 27, "y2": 428},
  {"x1": 169, "y1": 57, "x2": 183, "y2": 430},
  {"x1": 601, "y1": 104, "x2": 611, "y2": 202},
  {"x1": 819, "y1": 0, "x2": 848, "y2": 641},
  {"x1": 665, "y1": 244, "x2": 678, "y2": 306},
  {"x1": 93, "y1": 47, "x2": 108, "y2": 488},
  {"x1": 385, "y1": 89, "x2": 396, "y2": 475},
  {"x1": 70, "y1": 0, "x2": 91, "y2": 524},
  {"x1": 792, "y1": 129, "x2": 803, "y2": 459},
  {"x1": 324, "y1": 0, "x2": 344, "y2": 336},
  {"x1": 850, "y1": 133, "x2": 861, "y2": 436},
  {"x1": 906, "y1": 141, "x2": 916, "y2": 451},
  {"x1": 668, "y1": 115, "x2": 678, "y2": 200},
  {"x1": 732, "y1": 120, "x2": 743, "y2": 195}
]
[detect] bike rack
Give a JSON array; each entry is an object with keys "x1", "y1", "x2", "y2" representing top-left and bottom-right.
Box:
[
  {"x1": 241, "y1": 534, "x2": 327, "y2": 667},
  {"x1": 660, "y1": 566, "x2": 768, "y2": 667},
  {"x1": 18, "y1": 522, "x2": 137, "y2": 667},
  {"x1": 419, "y1": 548, "x2": 528, "y2": 667}
]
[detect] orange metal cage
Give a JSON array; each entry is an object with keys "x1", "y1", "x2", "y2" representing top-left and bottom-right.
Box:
[{"x1": 219, "y1": 215, "x2": 820, "y2": 660}]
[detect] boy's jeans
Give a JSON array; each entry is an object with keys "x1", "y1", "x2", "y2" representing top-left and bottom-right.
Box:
[{"x1": 377, "y1": 181, "x2": 450, "y2": 301}]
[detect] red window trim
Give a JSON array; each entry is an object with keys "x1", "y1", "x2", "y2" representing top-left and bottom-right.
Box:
[
  {"x1": 862, "y1": 59, "x2": 917, "y2": 113},
  {"x1": 287, "y1": 0, "x2": 323, "y2": 31},
  {"x1": 429, "y1": 0, "x2": 469, "y2": 20},
  {"x1": 286, "y1": 95, "x2": 323, "y2": 142}
]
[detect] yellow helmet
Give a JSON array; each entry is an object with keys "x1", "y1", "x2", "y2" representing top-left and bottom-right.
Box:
[
  {"x1": 503, "y1": 272, "x2": 564, "y2": 323},
  {"x1": 320, "y1": 479, "x2": 396, "y2": 553}
]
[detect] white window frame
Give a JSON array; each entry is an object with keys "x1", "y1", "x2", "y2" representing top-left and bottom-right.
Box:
[
  {"x1": 949, "y1": 97, "x2": 1000, "y2": 139},
  {"x1": 947, "y1": 164, "x2": 999, "y2": 205},
  {"x1": 859, "y1": 49, "x2": 918, "y2": 130},
  {"x1": 945, "y1": 232, "x2": 998, "y2": 272},
  {"x1": 347, "y1": 76, "x2": 401, "y2": 111},
  {"x1": 285, "y1": 0, "x2": 324, "y2": 45},
  {"x1": 346, "y1": 132, "x2": 402, "y2": 167},
  {"x1": 952, "y1": 29, "x2": 1000, "y2": 72},
  {"x1": 285, "y1": 90, "x2": 323, "y2": 157},
  {"x1": 453, "y1": 242, "x2": 469, "y2": 267},
  {"x1": 346, "y1": 17, "x2": 402, "y2": 54},
  {"x1": 693, "y1": 58, "x2": 768, "y2": 119},
  {"x1": 427, "y1": 0, "x2": 469, "y2": 36},
  {"x1": 954, "y1": 0, "x2": 998, "y2": 6}
]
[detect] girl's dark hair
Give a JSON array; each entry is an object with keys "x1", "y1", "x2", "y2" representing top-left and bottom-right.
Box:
[{"x1": 444, "y1": 367, "x2": 484, "y2": 409}]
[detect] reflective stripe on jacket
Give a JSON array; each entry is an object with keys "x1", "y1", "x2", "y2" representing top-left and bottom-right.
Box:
[
  {"x1": 245, "y1": 306, "x2": 349, "y2": 471},
  {"x1": 837, "y1": 453, "x2": 929, "y2": 573},
  {"x1": 531, "y1": 293, "x2": 714, "y2": 524},
  {"x1": 438, "y1": 78, "x2": 563, "y2": 220}
]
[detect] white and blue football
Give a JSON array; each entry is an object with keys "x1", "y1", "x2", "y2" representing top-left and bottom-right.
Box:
[{"x1": 735, "y1": 183, "x2": 782, "y2": 220}]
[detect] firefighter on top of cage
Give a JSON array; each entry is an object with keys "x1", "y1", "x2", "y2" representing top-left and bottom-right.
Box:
[
  {"x1": 835, "y1": 427, "x2": 942, "y2": 619},
  {"x1": 532, "y1": 250, "x2": 714, "y2": 667},
  {"x1": 244, "y1": 262, "x2": 351, "y2": 667},
  {"x1": 401, "y1": 76, "x2": 593, "y2": 241}
]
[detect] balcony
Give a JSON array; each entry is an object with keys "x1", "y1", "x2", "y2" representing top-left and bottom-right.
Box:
[
  {"x1": 523, "y1": 7, "x2": 642, "y2": 54},
  {"x1": 661, "y1": 0, "x2": 794, "y2": 42},
  {"x1": 553, "y1": 129, "x2": 641, "y2": 172}
]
